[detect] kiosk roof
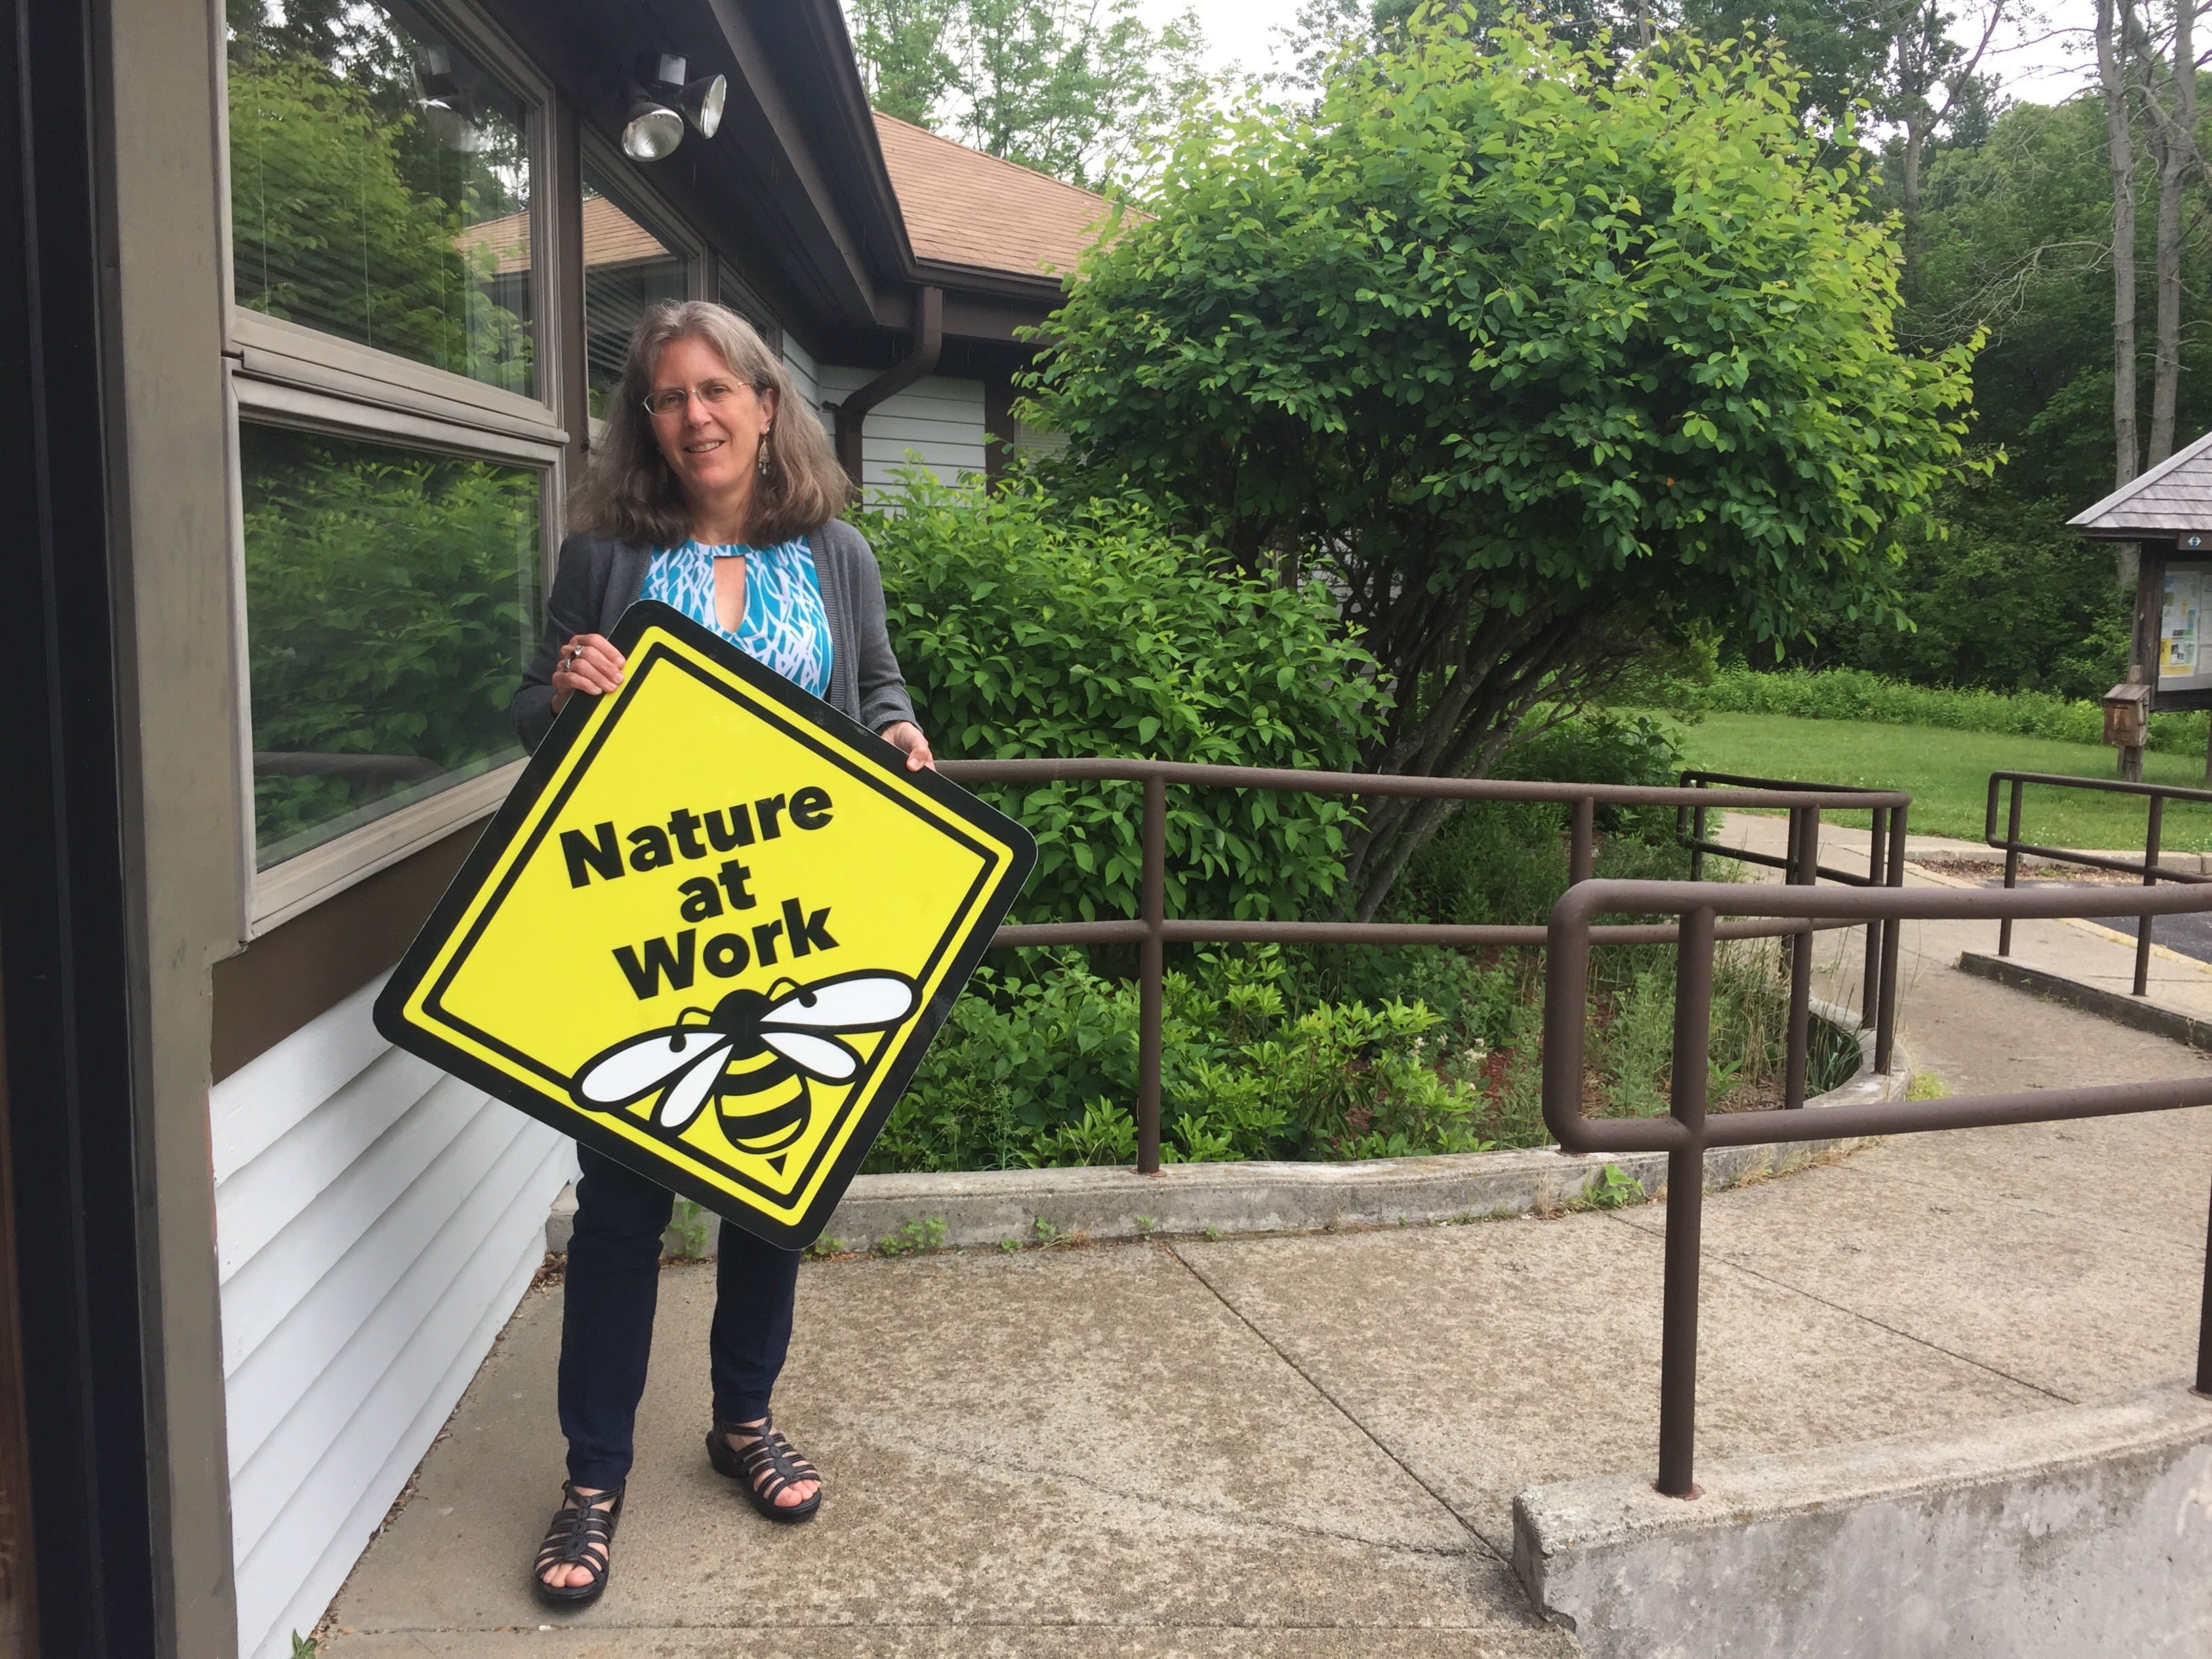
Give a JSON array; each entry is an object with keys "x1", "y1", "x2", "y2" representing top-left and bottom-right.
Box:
[{"x1": 2070, "y1": 427, "x2": 2212, "y2": 538}]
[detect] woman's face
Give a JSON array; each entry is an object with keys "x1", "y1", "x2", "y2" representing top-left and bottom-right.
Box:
[{"x1": 647, "y1": 334, "x2": 779, "y2": 505}]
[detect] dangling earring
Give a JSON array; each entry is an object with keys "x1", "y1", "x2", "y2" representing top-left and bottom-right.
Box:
[{"x1": 756, "y1": 422, "x2": 774, "y2": 478}]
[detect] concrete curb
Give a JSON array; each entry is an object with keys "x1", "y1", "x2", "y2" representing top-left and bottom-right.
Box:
[
  {"x1": 1957, "y1": 949, "x2": 2212, "y2": 1052},
  {"x1": 1511, "y1": 1380, "x2": 2212, "y2": 1658},
  {"x1": 547, "y1": 1001, "x2": 1910, "y2": 1256}
]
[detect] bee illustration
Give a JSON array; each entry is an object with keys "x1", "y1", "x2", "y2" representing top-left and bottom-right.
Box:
[{"x1": 571, "y1": 970, "x2": 919, "y2": 1159}]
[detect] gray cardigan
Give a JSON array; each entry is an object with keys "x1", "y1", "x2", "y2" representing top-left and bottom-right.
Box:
[{"x1": 510, "y1": 518, "x2": 918, "y2": 752}]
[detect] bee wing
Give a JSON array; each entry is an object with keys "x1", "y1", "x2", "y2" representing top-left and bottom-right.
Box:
[
  {"x1": 761, "y1": 1029, "x2": 863, "y2": 1083},
  {"x1": 762, "y1": 973, "x2": 917, "y2": 1032},
  {"x1": 577, "y1": 1031, "x2": 726, "y2": 1105},
  {"x1": 655, "y1": 1048, "x2": 729, "y2": 1130}
]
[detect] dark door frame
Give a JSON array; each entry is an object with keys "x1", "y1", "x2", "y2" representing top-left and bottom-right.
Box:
[{"x1": 0, "y1": 0, "x2": 161, "y2": 1647}]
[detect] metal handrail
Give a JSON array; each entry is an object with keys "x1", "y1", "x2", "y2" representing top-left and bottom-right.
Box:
[
  {"x1": 1678, "y1": 769, "x2": 1904, "y2": 886},
  {"x1": 937, "y1": 759, "x2": 1912, "y2": 1170},
  {"x1": 1985, "y1": 770, "x2": 2212, "y2": 995},
  {"x1": 1541, "y1": 877, "x2": 2212, "y2": 1498},
  {"x1": 1678, "y1": 768, "x2": 1912, "y2": 1050}
]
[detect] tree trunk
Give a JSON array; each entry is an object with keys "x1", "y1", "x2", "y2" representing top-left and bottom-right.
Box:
[
  {"x1": 2147, "y1": 0, "x2": 2195, "y2": 467},
  {"x1": 2100, "y1": 0, "x2": 2143, "y2": 488},
  {"x1": 1901, "y1": 119, "x2": 1927, "y2": 304},
  {"x1": 1893, "y1": 9, "x2": 1929, "y2": 305}
]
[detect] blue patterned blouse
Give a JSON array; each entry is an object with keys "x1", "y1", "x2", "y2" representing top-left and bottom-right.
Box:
[{"x1": 643, "y1": 537, "x2": 834, "y2": 699}]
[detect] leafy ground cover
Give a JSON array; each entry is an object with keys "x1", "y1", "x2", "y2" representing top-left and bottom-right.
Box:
[
  {"x1": 867, "y1": 926, "x2": 1843, "y2": 1175},
  {"x1": 1652, "y1": 710, "x2": 2212, "y2": 851}
]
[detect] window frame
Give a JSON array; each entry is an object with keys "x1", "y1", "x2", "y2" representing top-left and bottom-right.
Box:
[
  {"x1": 215, "y1": 0, "x2": 571, "y2": 937},
  {"x1": 221, "y1": 0, "x2": 567, "y2": 430},
  {"x1": 229, "y1": 401, "x2": 552, "y2": 933}
]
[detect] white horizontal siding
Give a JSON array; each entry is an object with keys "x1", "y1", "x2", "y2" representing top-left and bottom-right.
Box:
[
  {"x1": 1012, "y1": 413, "x2": 1069, "y2": 463},
  {"x1": 213, "y1": 972, "x2": 575, "y2": 1659},
  {"x1": 815, "y1": 367, "x2": 987, "y2": 497}
]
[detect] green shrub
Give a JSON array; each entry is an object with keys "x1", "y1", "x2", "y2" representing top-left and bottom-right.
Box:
[
  {"x1": 865, "y1": 947, "x2": 1494, "y2": 1173},
  {"x1": 1652, "y1": 665, "x2": 2210, "y2": 755},
  {"x1": 861, "y1": 471, "x2": 1385, "y2": 924}
]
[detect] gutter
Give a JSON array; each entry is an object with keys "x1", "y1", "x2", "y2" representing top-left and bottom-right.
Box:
[{"x1": 831, "y1": 285, "x2": 942, "y2": 484}]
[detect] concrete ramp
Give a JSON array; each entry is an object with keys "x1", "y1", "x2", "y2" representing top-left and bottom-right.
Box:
[{"x1": 1513, "y1": 1380, "x2": 2212, "y2": 1658}]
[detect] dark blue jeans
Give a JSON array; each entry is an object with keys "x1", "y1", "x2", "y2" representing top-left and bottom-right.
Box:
[{"x1": 558, "y1": 1144, "x2": 800, "y2": 1491}]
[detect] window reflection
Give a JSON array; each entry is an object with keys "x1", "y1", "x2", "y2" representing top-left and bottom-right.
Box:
[
  {"x1": 718, "y1": 275, "x2": 781, "y2": 352},
  {"x1": 241, "y1": 422, "x2": 541, "y2": 868},
  {"x1": 227, "y1": 0, "x2": 535, "y2": 395},
  {"x1": 583, "y1": 173, "x2": 687, "y2": 417}
]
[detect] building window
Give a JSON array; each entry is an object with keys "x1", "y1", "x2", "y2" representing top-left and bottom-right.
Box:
[
  {"x1": 226, "y1": 0, "x2": 535, "y2": 395},
  {"x1": 241, "y1": 422, "x2": 542, "y2": 870},
  {"x1": 582, "y1": 171, "x2": 687, "y2": 417}
]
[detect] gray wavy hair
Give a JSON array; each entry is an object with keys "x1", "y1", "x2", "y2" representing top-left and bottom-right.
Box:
[{"x1": 570, "y1": 300, "x2": 851, "y2": 548}]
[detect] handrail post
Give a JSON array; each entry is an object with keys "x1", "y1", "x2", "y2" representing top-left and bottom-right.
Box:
[
  {"x1": 1571, "y1": 796, "x2": 1595, "y2": 886},
  {"x1": 1658, "y1": 904, "x2": 1715, "y2": 1499},
  {"x1": 1690, "y1": 782, "x2": 1706, "y2": 883},
  {"x1": 1784, "y1": 808, "x2": 1814, "y2": 1109},
  {"x1": 1875, "y1": 804, "x2": 1906, "y2": 1074},
  {"x1": 2198, "y1": 1171, "x2": 2212, "y2": 1397},
  {"x1": 1999, "y1": 778, "x2": 2023, "y2": 958},
  {"x1": 1862, "y1": 806, "x2": 1887, "y2": 1021},
  {"x1": 2137, "y1": 792, "x2": 2165, "y2": 998},
  {"x1": 1137, "y1": 772, "x2": 1166, "y2": 1174}
]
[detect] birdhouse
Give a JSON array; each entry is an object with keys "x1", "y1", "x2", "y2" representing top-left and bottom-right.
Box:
[{"x1": 2104, "y1": 680, "x2": 2152, "y2": 747}]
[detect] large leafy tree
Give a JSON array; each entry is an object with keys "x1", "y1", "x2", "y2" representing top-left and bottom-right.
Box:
[
  {"x1": 1768, "y1": 76, "x2": 2212, "y2": 697},
  {"x1": 1030, "y1": 15, "x2": 1981, "y2": 915},
  {"x1": 844, "y1": 0, "x2": 1210, "y2": 188}
]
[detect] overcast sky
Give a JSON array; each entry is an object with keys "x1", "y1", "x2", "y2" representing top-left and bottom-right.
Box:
[{"x1": 1127, "y1": 0, "x2": 2105, "y2": 111}]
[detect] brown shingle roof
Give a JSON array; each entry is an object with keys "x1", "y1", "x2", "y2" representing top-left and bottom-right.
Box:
[
  {"x1": 872, "y1": 110, "x2": 1114, "y2": 281},
  {"x1": 457, "y1": 195, "x2": 672, "y2": 277},
  {"x1": 2072, "y1": 428, "x2": 2212, "y2": 537}
]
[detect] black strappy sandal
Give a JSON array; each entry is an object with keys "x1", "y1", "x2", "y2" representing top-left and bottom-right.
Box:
[
  {"x1": 707, "y1": 1414, "x2": 823, "y2": 1523},
  {"x1": 532, "y1": 1481, "x2": 623, "y2": 1607}
]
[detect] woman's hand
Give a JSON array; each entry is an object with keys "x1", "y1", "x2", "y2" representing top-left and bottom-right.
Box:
[
  {"x1": 880, "y1": 720, "x2": 934, "y2": 771},
  {"x1": 550, "y1": 634, "x2": 625, "y2": 715}
]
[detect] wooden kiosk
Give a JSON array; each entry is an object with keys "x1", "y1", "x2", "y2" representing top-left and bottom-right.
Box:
[{"x1": 2069, "y1": 429, "x2": 2212, "y2": 780}]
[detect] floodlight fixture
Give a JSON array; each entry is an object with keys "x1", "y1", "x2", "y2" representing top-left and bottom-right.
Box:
[
  {"x1": 417, "y1": 47, "x2": 490, "y2": 152},
  {"x1": 680, "y1": 73, "x2": 727, "y2": 138},
  {"x1": 621, "y1": 98, "x2": 685, "y2": 161},
  {"x1": 619, "y1": 53, "x2": 723, "y2": 161}
]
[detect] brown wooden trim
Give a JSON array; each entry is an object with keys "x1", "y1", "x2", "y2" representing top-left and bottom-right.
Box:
[{"x1": 211, "y1": 822, "x2": 485, "y2": 1082}]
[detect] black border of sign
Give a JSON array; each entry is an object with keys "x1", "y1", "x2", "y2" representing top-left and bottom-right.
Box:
[{"x1": 372, "y1": 601, "x2": 1036, "y2": 1248}]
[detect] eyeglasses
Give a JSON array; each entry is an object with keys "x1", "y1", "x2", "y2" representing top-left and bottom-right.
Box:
[{"x1": 642, "y1": 378, "x2": 758, "y2": 419}]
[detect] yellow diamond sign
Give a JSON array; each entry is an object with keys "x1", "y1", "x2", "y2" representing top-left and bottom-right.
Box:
[{"x1": 375, "y1": 602, "x2": 1036, "y2": 1248}]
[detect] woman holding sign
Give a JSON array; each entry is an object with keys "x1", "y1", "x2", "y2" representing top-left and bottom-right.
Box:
[{"x1": 511, "y1": 301, "x2": 932, "y2": 1605}]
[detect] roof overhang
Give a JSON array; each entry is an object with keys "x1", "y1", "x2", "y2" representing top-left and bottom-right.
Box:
[
  {"x1": 2070, "y1": 427, "x2": 2212, "y2": 539},
  {"x1": 483, "y1": 0, "x2": 1065, "y2": 361}
]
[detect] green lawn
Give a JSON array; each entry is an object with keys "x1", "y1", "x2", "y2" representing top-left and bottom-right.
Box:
[{"x1": 1639, "y1": 709, "x2": 2212, "y2": 851}]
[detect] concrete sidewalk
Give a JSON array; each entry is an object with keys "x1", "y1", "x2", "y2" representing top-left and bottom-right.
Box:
[
  {"x1": 1718, "y1": 810, "x2": 2212, "y2": 1028},
  {"x1": 319, "y1": 825, "x2": 2212, "y2": 1657}
]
